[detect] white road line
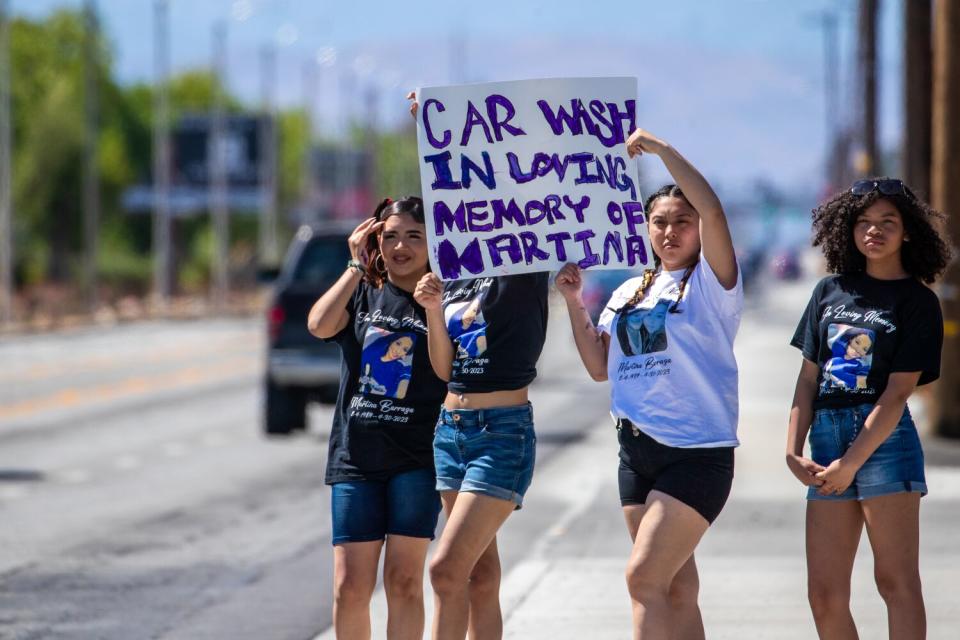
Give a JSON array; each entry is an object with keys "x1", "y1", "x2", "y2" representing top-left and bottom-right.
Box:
[
  {"x1": 60, "y1": 469, "x2": 91, "y2": 484},
  {"x1": 114, "y1": 455, "x2": 142, "y2": 471},
  {"x1": 0, "y1": 486, "x2": 28, "y2": 501},
  {"x1": 163, "y1": 442, "x2": 188, "y2": 457}
]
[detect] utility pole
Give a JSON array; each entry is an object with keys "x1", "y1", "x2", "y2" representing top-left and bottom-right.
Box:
[
  {"x1": 83, "y1": 0, "x2": 101, "y2": 314},
  {"x1": 301, "y1": 59, "x2": 316, "y2": 223},
  {"x1": 209, "y1": 21, "x2": 229, "y2": 310},
  {"x1": 258, "y1": 44, "x2": 278, "y2": 265},
  {"x1": 0, "y1": 0, "x2": 12, "y2": 327},
  {"x1": 812, "y1": 10, "x2": 841, "y2": 191},
  {"x1": 904, "y1": 0, "x2": 933, "y2": 200},
  {"x1": 932, "y1": 0, "x2": 960, "y2": 438},
  {"x1": 152, "y1": 0, "x2": 172, "y2": 310},
  {"x1": 856, "y1": 0, "x2": 879, "y2": 176}
]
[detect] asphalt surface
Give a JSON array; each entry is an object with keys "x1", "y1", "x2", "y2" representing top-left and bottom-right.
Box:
[{"x1": 0, "y1": 307, "x2": 609, "y2": 640}]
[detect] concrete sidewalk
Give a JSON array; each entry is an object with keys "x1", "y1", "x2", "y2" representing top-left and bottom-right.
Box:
[{"x1": 318, "y1": 279, "x2": 960, "y2": 638}]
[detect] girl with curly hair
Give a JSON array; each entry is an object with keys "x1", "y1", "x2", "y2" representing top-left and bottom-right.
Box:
[
  {"x1": 557, "y1": 129, "x2": 742, "y2": 639},
  {"x1": 307, "y1": 196, "x2": 447, "y2": 639},
  {"x1": 787, "y1": 178, "x2": 950, "y2": 639}
]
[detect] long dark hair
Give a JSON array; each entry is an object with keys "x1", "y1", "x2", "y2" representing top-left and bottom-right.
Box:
[
  {"x1": 365, "y1": 196, "x2": 426, "y2": 287},
  {"x1": 811, "y1": 177, "x2": 951, "y2": 284}
]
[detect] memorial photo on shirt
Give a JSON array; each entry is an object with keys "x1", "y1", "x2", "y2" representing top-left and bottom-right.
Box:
[
  {"x1": 446, "y1": 297, "x2": 488, "y2": 359},
  {"x1": 821, "y1": 323, "x2": 875, "y2": 392},
  {"x1": 359, "y1": 326, "x2": 416, "y2": 400},
  {"x1": 617, "y1": 299, "x2": 670, "y2": 356}
]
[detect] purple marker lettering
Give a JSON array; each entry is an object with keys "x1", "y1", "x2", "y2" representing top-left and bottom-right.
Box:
[
  {"x1": 625, "y1": 235, "x2": 649, "y2": 266},
  {"x1": 602, "y1": 230, "x2": 624, "y2": 264},
  {"x1": 437, "y1": 238, "x2": 485, "y2": 279},
  {"x1": 492, "y1": 198, "x2": 526, "y2": 229},
  {"x1": 623, "y1": 202, "x2": 645, "y2": 236},
  {"x1": 433, "y1": 200, "x2": 467, "y2": 236},
  {"x1": 563, "y1": 195, "x2": 590, "y2": 223},
  {"x1": 460, "y1": 100, "x2": 494, "y2": 146},
  {"x1": 574, "y1": 229, "x2": 600, "y2": 269},
  {"x1": 461, "y1": 151, "x2": 496, "y2": 189},
  {"x1": 519, "y1": 231, "x2": 550, "y2": 265},
  {"x1": 424, "y1": 151, "x2": 462, "y2": 190},
  {"x1": 485, "y1": 94, "x2": 526, "y2": 141},
  {"x1": 422, "y1": 99, "x2": 451, "y2": 149},
  {"x1": 466, "y1": 200, "x2": 493, "y2": 232},
  {"x1": 485, "y1": 234, "x2": 522, "y2": 267},
  {"x1": 545, "y1": 231, "x2": 572, "y2": 261},
  {"x1": 506, "y1": 152, "x2": 536, "y2": 184}
]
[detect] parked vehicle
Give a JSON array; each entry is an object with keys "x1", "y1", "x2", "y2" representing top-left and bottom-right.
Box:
[{"x1": 262, "y1": 223, "x2": 353, "y2": 435}]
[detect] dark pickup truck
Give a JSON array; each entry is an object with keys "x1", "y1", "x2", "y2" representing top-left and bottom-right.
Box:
[{"x1": 263, "y1": 223, "x2": 352, "y2": 435}]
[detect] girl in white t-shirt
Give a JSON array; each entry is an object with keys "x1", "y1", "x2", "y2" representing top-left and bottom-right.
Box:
[{"x1": 556, "y1": 129, "x2": 742, "y2": 639}]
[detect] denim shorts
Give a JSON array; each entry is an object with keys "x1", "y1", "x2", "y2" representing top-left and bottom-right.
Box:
[
  {"x1": 433, "y1": 403, "x2": 536, "y2": 508},
  {"x1": 330, "y1": 467, "x2": 442, "y2": 545},
  {"x1": 807, "y1": 403, "x2": 927, "y2": 501}
]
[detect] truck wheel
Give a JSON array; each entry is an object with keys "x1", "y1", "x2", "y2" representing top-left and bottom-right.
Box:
[{"x1": 264, "y1": 379, "x2": 307, "y2": 436}]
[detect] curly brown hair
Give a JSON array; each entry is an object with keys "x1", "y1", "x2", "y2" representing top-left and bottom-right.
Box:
[{"x1": 810, "y1": 178, "x2": 952, "y2": 284}]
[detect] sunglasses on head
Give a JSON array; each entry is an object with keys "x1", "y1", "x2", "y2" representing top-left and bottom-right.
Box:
[{"x1": 850, "y1": 179, "x2": 912, "y2": 197}]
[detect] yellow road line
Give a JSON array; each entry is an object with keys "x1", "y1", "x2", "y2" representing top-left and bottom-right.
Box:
[{"x1": 0, "y1": 355, "x2": 259, "y2": 421}]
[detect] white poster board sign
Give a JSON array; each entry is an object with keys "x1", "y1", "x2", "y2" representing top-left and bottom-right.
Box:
[{"x1": 415, "y1": 77, "x2": 649, "y2": 280}]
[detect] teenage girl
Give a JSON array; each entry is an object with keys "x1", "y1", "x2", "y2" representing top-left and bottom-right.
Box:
[
  {"x1": 308, "y1": 197, "x2": 447, "y2": 640},
  {"x1": 556, "y1": 128, "x2": 742, "y2": 640},
  {"x1": 787, "y1": 178, "x2": 949, "y2": 639}
]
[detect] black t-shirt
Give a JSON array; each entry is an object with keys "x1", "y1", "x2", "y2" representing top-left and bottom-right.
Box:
[
  {"x1": 442, "y1": 272, "x2": 550, "y2": 394},
  {"x1": 790, "y1": 274, "x2": 943, "y2": 409},
  {"x1": 325, "y1": 281, "x2": 447, "y2": 484}
]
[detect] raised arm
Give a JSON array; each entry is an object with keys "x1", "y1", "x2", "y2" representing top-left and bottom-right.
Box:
[
  {"x1": 555, "y1": 263, "x2": 609, "y2": 381},
  {"x1": 306, "y1": 217, "x2": 382, "y2": 339},
  {"x1": 414, "y1": 273, "x2": 454, "y2": 382},
  {"x1": 627, "y1": 129, "x2": 738, "y2": 289}
]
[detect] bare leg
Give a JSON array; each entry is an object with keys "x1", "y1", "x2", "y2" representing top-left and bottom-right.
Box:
[
  {"x1": 333, "y1": 540, "x2": 383, "y2": 640},
  {"x1": 623, "y1": 505, "x2": 703, "y2": 640},
  {"x1": 383, "y1": 535, "x2": 431, "y2": 640},
  {"x1": 624, "y1": 491, "x2": 709, "y2": 640},
  {"x1": 430, "y1": 492, "x2": 516, "y2": 640},
  {"x1": 862, "y1": 493, "x2": 925, "y2": 639},
  {"x1": 806, "y1": 500, "x2": 863, "y2": 639}
]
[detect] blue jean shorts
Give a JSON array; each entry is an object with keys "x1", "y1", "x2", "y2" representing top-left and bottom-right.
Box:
[
  {"x1": 807, "y1": 403, "x2": 927, "y2": 501},
  {"x1": 330, "y1": 467, "x2": 442, "y2": 545},
  {"x1": 433, "y1": 403, "x2": 536, "y2": 508}
]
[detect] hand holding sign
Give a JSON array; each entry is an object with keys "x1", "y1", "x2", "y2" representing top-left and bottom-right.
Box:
[
  {"x1": 626, "y1": 128, "x2": 668, "y2": 159},
  {"x1": 414, "y1": 78, "x2": 649, "y2": 281}
]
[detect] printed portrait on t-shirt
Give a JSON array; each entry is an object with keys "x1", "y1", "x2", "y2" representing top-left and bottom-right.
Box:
[
  {"x1": 445, "y1": 297, "x2": 488, "y2": 359},
  {"x1": 616, "y1": 299, "x2": 670, "y2": 356},
  {"x1": 359, "y1": 326, "x2": 416, "y2": 399},
  {"x1": 820, "y1": 323, "x2": 875, "y2": 392}
]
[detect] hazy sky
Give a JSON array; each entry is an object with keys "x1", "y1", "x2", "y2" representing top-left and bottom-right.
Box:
[{"x1": 12, "y1": 0, "x2": 903, "y2": 195}]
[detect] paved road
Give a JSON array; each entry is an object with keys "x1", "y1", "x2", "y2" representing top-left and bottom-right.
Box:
[
  {"x1": 4, "y1": 278, "x2": 959, "y2": 639},
  {"x1": 0, "y1": 308, "x2": 609, "y2": 640}
]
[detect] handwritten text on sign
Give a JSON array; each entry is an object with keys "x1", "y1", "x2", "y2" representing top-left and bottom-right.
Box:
[{"x1": 415, "y1": 78, "x2": 648, "y2": 280}]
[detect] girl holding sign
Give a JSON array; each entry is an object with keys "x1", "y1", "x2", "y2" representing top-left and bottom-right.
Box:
[
  {"x1": 787, "y1": 179, "x2": 947, "y2": 639},
  {"x1": 410, "y1": 93, "x2": 551, "y2": 640},
  {"x1": 556, "y1": 129, "x2": 741, "y2": 639},
  {"x1": 307, "y1": 196, "x2": 447, "y2": 640}
]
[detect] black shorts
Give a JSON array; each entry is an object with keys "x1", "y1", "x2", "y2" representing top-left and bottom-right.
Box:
[{"x1": 617, "y1": 420, "x2": 734, "y2": 524}]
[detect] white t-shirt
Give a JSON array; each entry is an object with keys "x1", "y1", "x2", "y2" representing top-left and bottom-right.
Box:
[{"x1": 597, "y1": 256, "x2": 743, "y2": 448}]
